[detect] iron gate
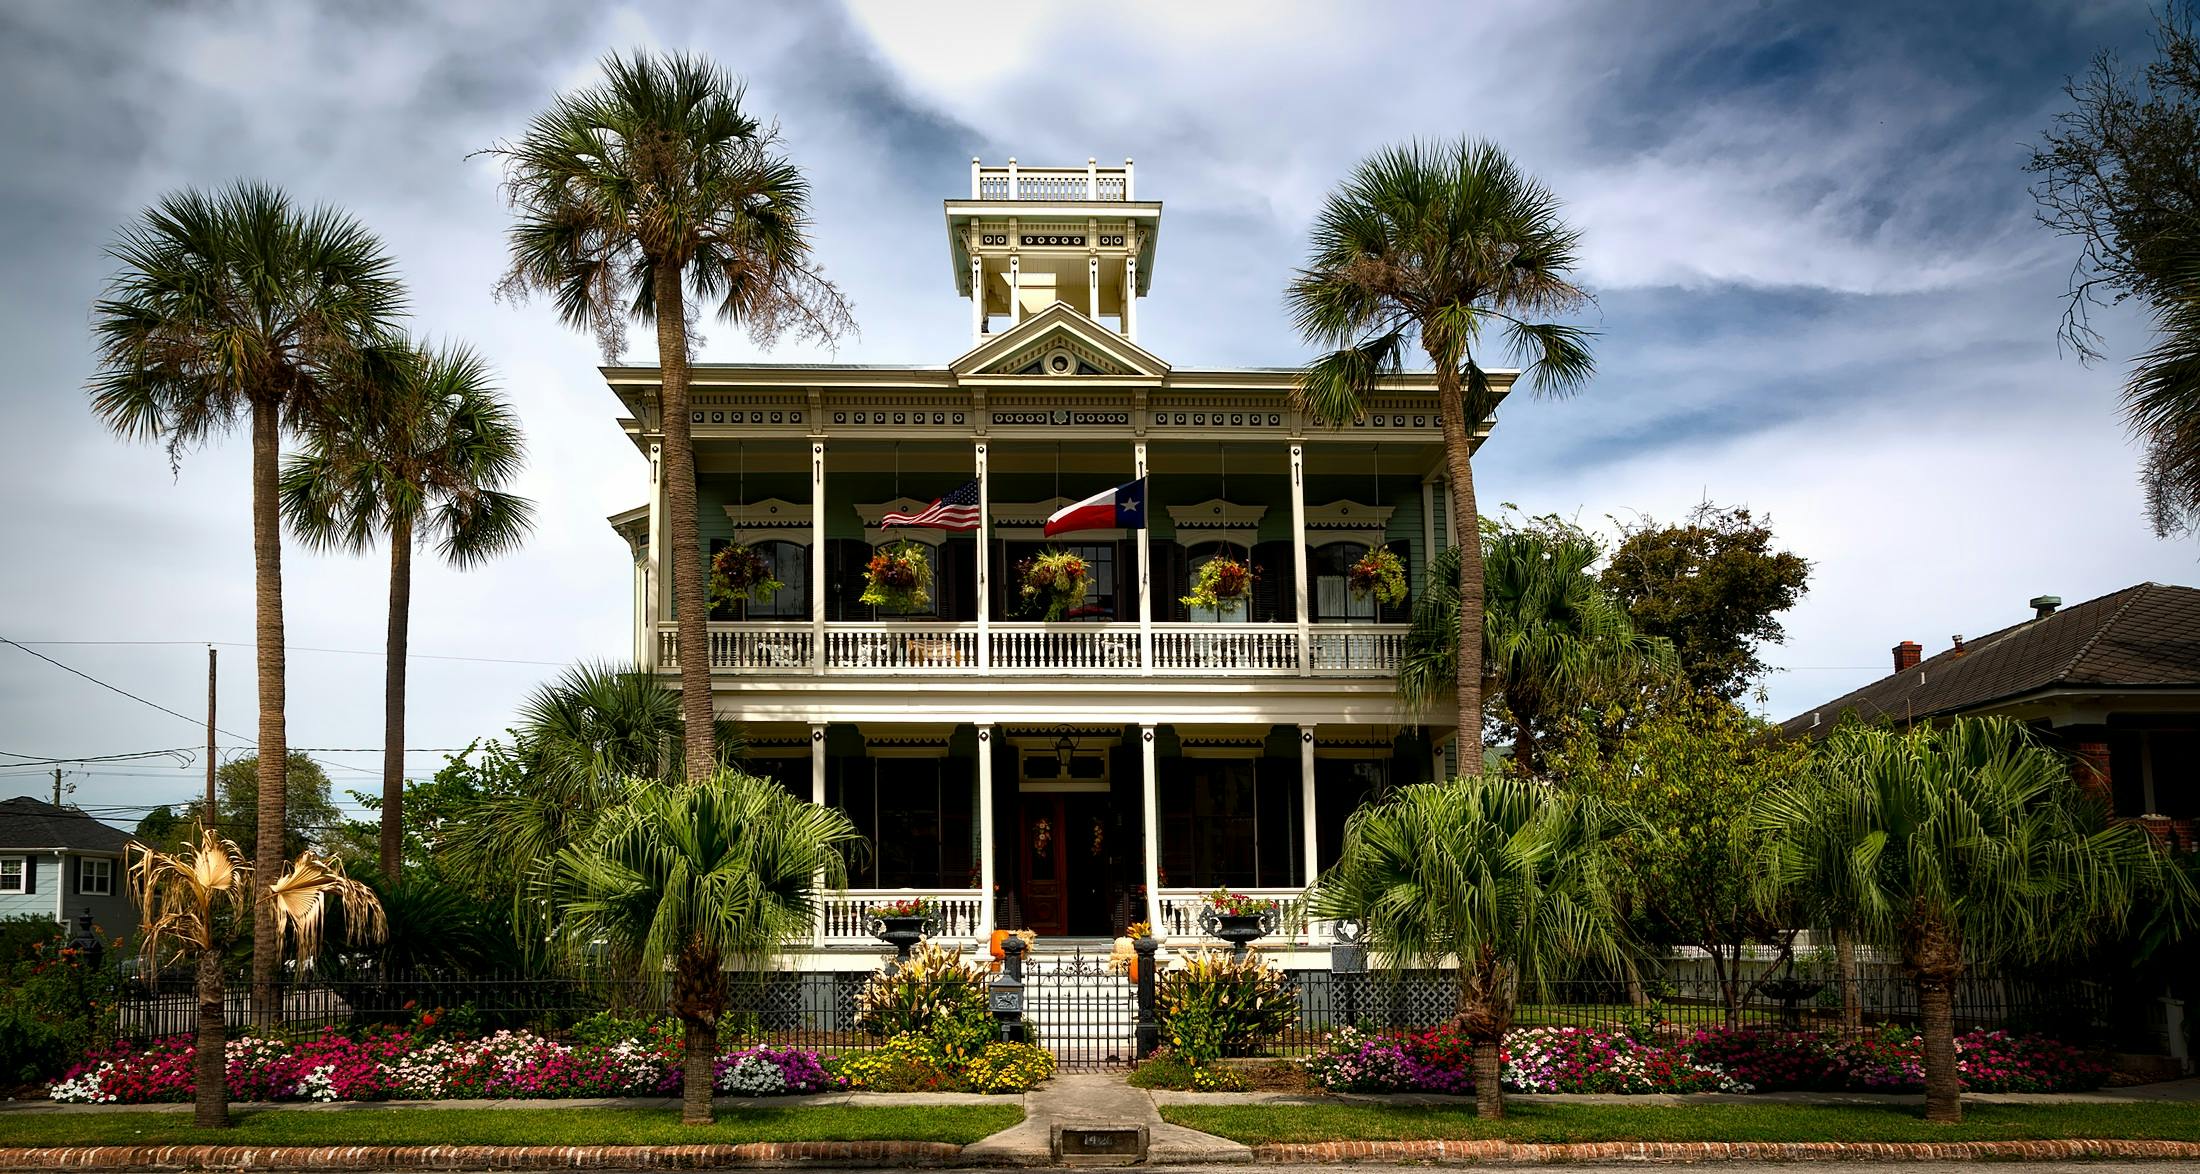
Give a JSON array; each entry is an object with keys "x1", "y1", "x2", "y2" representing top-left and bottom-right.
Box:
[{"x1": 1021, "y1": 950, "x2": 1140, "y2": 1068}]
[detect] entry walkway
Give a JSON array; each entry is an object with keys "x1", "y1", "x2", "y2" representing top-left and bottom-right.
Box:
[{"x1": 962, "y1": 1072, "x2": 1250, "y2": 1165}]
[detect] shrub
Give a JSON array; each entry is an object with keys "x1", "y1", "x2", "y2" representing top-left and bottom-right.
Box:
[
  {"x1": 1503, "y1": 1027, "x2": 1748, "y2": 1094},
  {"x1": 569, "y1": 1010, "x2": 679, "y2": 1050},
  {"x1": 720, "y1": 1053, "x2": 786, "y2": 1096},
  {"x1": 962, "y1": 1041, "x2": 1056, "y2": 1093},
  {"x1": 1681, "y1": 1028, "x2": 1847, "y2": 1091},
  {"x1": 1302, "y1": 1027, "x2": 1416, "y2": 1093},
  {"x1": 0, "y1": 929, "x2": 114, "y2": 1084},
  {"x1": 1157, "y1": 950, "x2": 1297, "y2": 1061},
  {"x1": 854, "y1": 942, "x2": 995, "y2": 1066}
]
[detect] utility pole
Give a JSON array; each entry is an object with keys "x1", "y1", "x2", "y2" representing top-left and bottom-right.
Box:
[
  {"x1": 205, "y1": 647, "x2": 218, "y2": 816},
  {"x1": 52, "y1": 768, "x2": 61, "y2": 806}
]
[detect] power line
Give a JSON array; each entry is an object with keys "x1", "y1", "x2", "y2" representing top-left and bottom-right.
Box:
[
  {"x1": 0, "y1": 637, "x2": 251, "y2": 741},
  {"x1": 12, "y1": 639, "x2": 567, "y2": 668},
  {"x1": 0, "y1": 747, "x2": 197, "y2": 766}
]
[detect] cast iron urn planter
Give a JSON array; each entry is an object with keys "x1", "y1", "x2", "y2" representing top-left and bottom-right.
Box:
[
  {"x1": 1199, "y1": 907, "x2": 1278, "y2": 958},
  {"x1": 871, "y1": 915, "x2": 933, "y2": 967}
]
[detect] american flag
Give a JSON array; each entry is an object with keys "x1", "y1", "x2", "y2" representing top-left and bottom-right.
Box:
[{"x1": 880, "y1": 479, "x2": 982, "y2": 530}]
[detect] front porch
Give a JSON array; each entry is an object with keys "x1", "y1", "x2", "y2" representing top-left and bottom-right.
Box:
[
  {"x1": 748, "y1": 721, "x2": 1437, "y2": 965},
  {"x1": 659, "y1": 620, "x2": 1406, "y2": 677}
]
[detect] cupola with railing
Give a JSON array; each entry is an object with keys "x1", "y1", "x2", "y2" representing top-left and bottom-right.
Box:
[{"x1": 948, "y1": 157, "x2": 1161, "y2": 345}]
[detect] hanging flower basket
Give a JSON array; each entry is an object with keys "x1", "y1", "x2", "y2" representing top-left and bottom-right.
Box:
[
  {"x1": 1019, "y1": 549, "x2": 1092, "y2": 621},
  {"x1": 859, "y1": 541, "x2": 932, "y2": 613},
  {"x1": 710, "y1": 543, "x2": 784, "y2": 610},
  {"x1": 1181, "y1": 557, "x2": 1257, "y2": 614},
  {"x1": 1348, "y1": 547, "x2": 1407, "y2": 607}
]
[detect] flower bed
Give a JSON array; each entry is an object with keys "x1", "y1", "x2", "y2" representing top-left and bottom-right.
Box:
[
  {"x1": 47, "y1": 1028, "x2": 842, "y2": 1105},
  {"x1": 1298, "y1": 1025, "x2": 2109, "y2": 1096}
]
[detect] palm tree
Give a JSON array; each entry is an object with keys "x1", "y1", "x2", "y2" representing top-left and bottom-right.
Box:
[
  {"x1": 1289, "y1": 140, "x2": 1595, "y2": 772},
  {"x1": 1308, "y1": 777, "x2": 1625, "y2": 1119},
  {"x1": 281, "y1": 339, "x2": 534, "y2": 880},
  {"x1": 488, "y1": 50, "x2": 854, "y2": 781},
  {"x1": 1400, "y1": 527, "x2": 1673, "y2": 774},
  {"x1": 90, "y1": 181, "x2": 405, "y2": 1015},
  {"x1": 443, "y1": 661, "x2": 742, "y2": 928},
  {"x1": 130, "y1": 826, "x2": 386, "y2": 1127},
  {"x1": 535, "y1": 770, "x2": 863, "y2": 1124},
  {"x1": 2119, "y1": 241, "x2": 2200, "y2": 536},
  {"x1": 1749, "y1": 717, "x2": 2186, "y2": 1123}
]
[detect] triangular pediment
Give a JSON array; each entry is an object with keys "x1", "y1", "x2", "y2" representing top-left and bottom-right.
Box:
[{"x1": 950, "y1": 302, "x2": 1170, "y2": 379}]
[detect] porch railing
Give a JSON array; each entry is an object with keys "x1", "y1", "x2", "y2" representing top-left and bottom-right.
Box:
[
  {"x1": 822, "y1": 623, "x2": 979, "y2": 672},
  {"x1": 1156, "y1": 887, "x2": 1340, "y2": 949},
  {"x1": 657, "y1": 622, "x2": 1405, "y2": 678},
  {"x1": 815, "y1": 889, "x2": 986, "y2": 947},
  {"x1": 973, "y1": 163, "x2": 1131, "y2": 202}
]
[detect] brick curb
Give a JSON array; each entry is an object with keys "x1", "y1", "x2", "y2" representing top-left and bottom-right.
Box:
[
  {"x1": 0, "y1": 1140, "x2": 964, "y2": 1170},
  {"x1": 1252, "y1": 1138, "x2": 2200, "y2": 1163}
]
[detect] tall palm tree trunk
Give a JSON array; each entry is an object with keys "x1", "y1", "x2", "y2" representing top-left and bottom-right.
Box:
[
  {"x1": 654, "y1": 275, "x2": 716, "y2": 783},
  {"x1": 381, "y1": 514, "x2": 412, "y2": 880},
  {"x1": 1835, "y1": 933, "x2": 1863, "y2": 1030},
  {"x1": 676, "y1": 950, "x2": 722, "y2": 1125},
  {"x1": 193, "y1": 948, "x2": 229, "y2": 1128},
  {"x1": 1917, "y1": 974, "x2": 1962, "y2": 1123},
  {"x1": 249, "y1": 396, "x2": 288, "y2": 1025},
  {"x1": 1470, "y1": 1034, "x2": 1505, "y2": 1119},
  {"x1": 1434, "y1": 365, "x2": 1484, "y2": 774}
]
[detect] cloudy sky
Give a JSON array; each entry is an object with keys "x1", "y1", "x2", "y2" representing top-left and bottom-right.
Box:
[{"x1": 0, "y1": 1, "x2": 2185, "y2": 821}]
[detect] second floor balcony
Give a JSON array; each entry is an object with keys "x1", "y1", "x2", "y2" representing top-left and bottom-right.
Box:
[{"x1": 656, "y1": 619, "x2": 1407, "y2": 678}]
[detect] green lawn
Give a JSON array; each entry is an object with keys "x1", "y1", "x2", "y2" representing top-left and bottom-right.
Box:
[
  {"x1": 0, "y1": 1105, "x2": 1021, "y2": 1149},
  {"x1": 1159, "y1": 1102, "x2": 2200, "y2": 1145}
]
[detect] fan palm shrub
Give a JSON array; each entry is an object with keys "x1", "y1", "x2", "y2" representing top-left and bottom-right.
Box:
[
  {"x1": 488, "y1": 50, "x2": 853, "y2": 781},
  {"x1": 534, "y1": 771, "x2": 863, "y2": 1124},
  {"x1": 1401, "y1": 527, "x2": 1673, "y2": 773},
  {"x1": 1289, "y1": 140, "x2": 1595, "y2": 769},
  {"x1": 129, "y1": 827, "x2": 385, "y2": 1127},
  {"x1": 90, "y1": 182, "x2": 404, "y2": 1010},
  {"x1": 282, "y1": 339, "x2": 533, "y2": 879},
  {"x1": 1748, "y1": 716, "x2": 2190, "y2": 1122},
  {"x1": 1308, "y1": 777, "x2": 1625, "y2": 1118}
]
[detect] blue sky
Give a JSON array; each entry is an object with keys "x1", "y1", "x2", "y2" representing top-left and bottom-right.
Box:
[{"x1": 0, "y1": 1, "x2": 2187, "y2": 818}]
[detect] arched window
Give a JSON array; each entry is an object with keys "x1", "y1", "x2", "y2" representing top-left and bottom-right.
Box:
[
  {"x1": 1311, "y1": 542, "x2": 1378, "y2": 622},
  {"x1": 749, "y1": 540, "x2": 808, "y2": 619}
]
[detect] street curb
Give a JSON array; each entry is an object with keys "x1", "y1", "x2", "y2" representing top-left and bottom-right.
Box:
[
  {"x1": 0, "y1": 1140, "x2": 964, "y2": 1170},
  {"x1": 1250, "y1": 1138, "x2": 2200, "y2": 1163}
]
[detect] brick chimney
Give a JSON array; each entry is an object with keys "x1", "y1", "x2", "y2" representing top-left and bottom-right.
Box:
[
  {"x1": 1892, "y1": 641, "x2": 1923, "y2": 671},
  {"x1": 1949, "y1": 634, "x2": 1966, "y2": 658}
]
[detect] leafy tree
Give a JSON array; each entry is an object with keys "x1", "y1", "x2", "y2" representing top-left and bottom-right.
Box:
[
  {"x1": 1401, "y1": 521, "x2": 1673, "y2": 774},
  {"x1": 1748, "y1": 717, "x2": 2187, "y2": 1122},
  {"x1": 1551, "y1": 686, "x2": 1812, "y2": 1024},
  {"x1": 1601, "y1": 503, "x2": 1809, "y2": 700},
  {"x1": 1309, "y1": 777, "x2": 1625, "y2": 1119},
  {"x1": 488, "y1": 50, "x2": 853, "y2": 781},
  {"x1": 535, "y1": 771, "x2": 863, "y2": 1124},
  {"x1": 129, "y1": 829, "x2": 384, "y2": 1127},
  {"x1": 2030, "y1": 8, "x2": 2200, "y2": 535},
  {"x1": 282, "y1": 340, "x2": 534, "y2": 879},
  {"x1": 180, "y1": 754, "x2": 346, "y2": 864},
  {"x1": 1288, "y1": 140, "x2": 1596, "y2": 770},
  {"x1": 442, "y1": 662, "x2": 741, "y2": 929},
  {"x1": 89, "y1": 181, "x2": 405, "y2": 1007}
]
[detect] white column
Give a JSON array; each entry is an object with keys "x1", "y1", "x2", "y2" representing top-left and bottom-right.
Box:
[
  {"x1": 811, "y1": 442, "x2": 826, "y2": 675},
  {"x1": 1009, "y1": 253, "x2": 1023, "y2": 325},
  {"x1": 978, "y1": 726, "x2": 996, "y2": 936},
  {"x1": 1123, "y1": 254, "x2": 1138, "y2": 342},
  {"x1": 970, "y1": 155, "x2": 981, "y2": 199},
  {"x1": 647, "y1": 443, "x2": 667, "y2": 669},
  {"x1": 971, "y1": 253, "x2": 985, "y2": 343},
  {"x1": 976, "y1": 441, "x2": 991, "y2": 672},
  {"x1": 1006, "y1": 156, "x2": 1019, "y2": 199},
  {"x1": 1422, "y1": 480, "x2": 1438, "y2": 555},
  {"x1": 1291, "y1": 443, "x2": 1310, "y2": 676},
  {"x1": 1124, "y1": 157, "x2": 1135, "y2": 200},
  {"x1": 1299, "y1": 726, "x2": 1319, "y2": 886},
  {"x1": 1088, "y1": 254, "x2": 1100, "y2": 319},
  {"x1": 1086, "y1": 157, "x2": 1098, "y2": 201},
  {"x1": 1135, "y1": 441, "x2": 1153, "y2": 675},
  {"x1": 1141, "y1": 724, "x2": 1162, "y2": 932},
  {"x1": 812, "y1": 722, "x2": 828, "y2": 947}
]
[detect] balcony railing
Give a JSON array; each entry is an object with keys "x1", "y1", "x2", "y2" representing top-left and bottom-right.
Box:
[
  {"x1": 971, "y1": 162, "x2": 1132, "y2": 202},
  {"x1": 815, "y1": 889, "x2": 985, "y2": 947},
  {"x1": 656, "y1": 621, "x2": 1406, "y2": 678}
]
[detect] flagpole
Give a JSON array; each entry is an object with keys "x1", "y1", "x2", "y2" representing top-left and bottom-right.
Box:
[
  {"x1": 1136, "y1": 442, "x2": 1152, "y2": 676},
  {"x1": 975, "y1": 441, "x2": 990, "y2": 673}
]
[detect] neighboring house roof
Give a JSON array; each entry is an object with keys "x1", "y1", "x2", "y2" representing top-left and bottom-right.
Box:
[
  {"x1": 1782, "y1": 582, "x2": 2200, "y2": 736},
  {"x1": 0, "y1": 796, "x2": 134, "y2": 854}
]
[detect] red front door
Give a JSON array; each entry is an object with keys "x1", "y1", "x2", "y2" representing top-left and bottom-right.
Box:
[{"x1": 1018, "y1": 795, "x2": 1068, "y2": 935}]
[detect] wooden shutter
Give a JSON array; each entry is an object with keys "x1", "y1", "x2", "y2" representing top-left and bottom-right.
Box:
[
  {"x1": 826, "y1": 538, "x2": 872, "y2": 620},
  {"x1": 939, "y1": 537, "x2": 977, "y2": 621},
  {"x1": 1153, "y1": 543, "x2": 1189, "y2": 622},
  {"x1": 21, "y1": 856, "x2": 34, "y2": 895}
]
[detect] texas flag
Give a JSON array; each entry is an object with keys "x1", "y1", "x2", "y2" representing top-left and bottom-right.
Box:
[{"x1": 1044, "y1": 477, "x2": 1147, "y2": 536}]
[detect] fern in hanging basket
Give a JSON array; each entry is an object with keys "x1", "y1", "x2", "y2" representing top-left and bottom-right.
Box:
[
  {"x1": 710, "y1": 542, "x2": 785, "y2": 609},
  {"x1": 1019, "y1": 549, "x2": 1092, "y2": 621},
  {"x1": 1181, "y1": 557, "x2": 1257, "y2": 614},
  {"x1": 1347, "y1": 547, "x2": 1407, "y2": 607},
  {"x1": 859, "y1": 541, "x2": 932, "y2": 612}
]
